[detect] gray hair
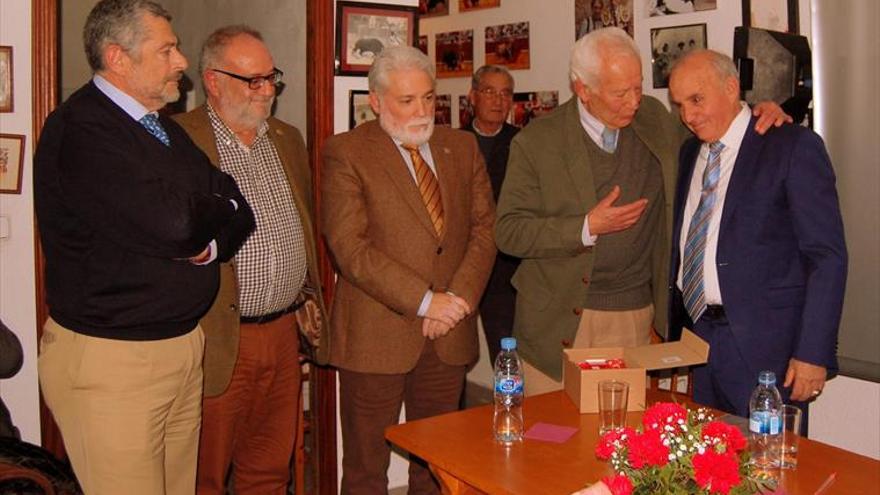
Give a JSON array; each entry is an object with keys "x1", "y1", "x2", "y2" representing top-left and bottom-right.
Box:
[
  {"x1": 368, "y1": 46, "x2": 435, "y2": 95},
  {"x1": 670, "y1": 49, "x2": 739, "y2": 83},
  {"x1": 471, "y1": 65, "x2": 514, "y2": 91},
  {"x1": 569, "y1": 27, "x2": 640, "y2": 87},
  {"x1": 199, "y1": 25, "x2": 265, "y2": 75},
  {"x1": 84, "y1": 0, "x2": 171, "y2": 72}
]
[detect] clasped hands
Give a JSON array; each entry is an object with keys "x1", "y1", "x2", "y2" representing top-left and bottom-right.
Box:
[{"x1": 422, "y1": 291, "x2": 471, "y2": 340}]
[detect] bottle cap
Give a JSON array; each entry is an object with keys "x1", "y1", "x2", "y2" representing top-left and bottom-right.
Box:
[
  {"x1": 500, "y1": 337, "x2": 517, "y2": 350},
  {"x1": 758, "y1": 370, "x2": 776, "y2": 385}
]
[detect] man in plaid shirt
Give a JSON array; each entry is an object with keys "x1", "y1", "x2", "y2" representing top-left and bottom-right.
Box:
[{"x1": 174, "y1": 25, "x2": 326, "y2": 495}]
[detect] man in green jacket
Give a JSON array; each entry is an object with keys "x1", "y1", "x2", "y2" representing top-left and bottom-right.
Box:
[{"x1": 495, "y1": 27, "x2": 788, "y2": 394}]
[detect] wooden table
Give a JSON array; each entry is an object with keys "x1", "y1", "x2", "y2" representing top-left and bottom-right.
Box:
[{"x1": 386, "y1": 390, "x2": 880, "y2": 495}]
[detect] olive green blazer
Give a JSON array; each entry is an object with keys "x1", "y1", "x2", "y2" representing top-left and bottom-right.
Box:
[{"x1": 495, "y1": 96, "x2": 689, "y2": 380}]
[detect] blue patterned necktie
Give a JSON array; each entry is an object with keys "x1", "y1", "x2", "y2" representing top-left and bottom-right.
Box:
[
  {"x1": 601, "y1": 126, "x2": 617, "y2": 153},
  {"x1": 682, "y1": 141, "x2": 725, "y2": 322},
  {"x1": 139, "y1": 113, "x2": 171, "y2": 146}
]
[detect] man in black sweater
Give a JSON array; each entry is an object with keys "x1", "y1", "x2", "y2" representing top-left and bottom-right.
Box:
[
  {"x1": 463, "y1": 65, "x2": 520, "y2": 362},
  {"x1": 33, "y1": 1, "x2": 254, "y2": 494}
]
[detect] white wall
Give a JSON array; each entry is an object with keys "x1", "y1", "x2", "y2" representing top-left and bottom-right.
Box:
[
  {"x1": 811, "y1": 376, "x2": 880, "y2": 459},
  {"x1": 416, "y1": 0, "x2": 814, "y2": 124},
  {"x1": 0, "y1": 0, "x2": 40, "y2": 444}
]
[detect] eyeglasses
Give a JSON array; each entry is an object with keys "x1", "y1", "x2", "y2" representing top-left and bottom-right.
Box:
[
  {"x1": 211, "y1": 67, "x2": 284, "y2": 90},
  {"x1": 478, "y1": 87, "x2": 513, "y2": 99}
]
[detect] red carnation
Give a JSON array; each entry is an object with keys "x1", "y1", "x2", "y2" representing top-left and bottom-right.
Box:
[
  {"x1": 595, "y1": 427, "x2": 636, "y2": 460},
  {"x1": 602, "y1": 474, "x2": 634, "y2": 495},
  {"x1": 626, "y1": 429, "x2": 669, "y2": 469},
  {"x1": 702, "y1": 420, "x2": 748, "y2": 453},
  {"x1": 642, "y1": 402, "x2": 688, "y2": 431},
  {"x1": 692, "y1": 449, "x2": 742, "y2": 494}
]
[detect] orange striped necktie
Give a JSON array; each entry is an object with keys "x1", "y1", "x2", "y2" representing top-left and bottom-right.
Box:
[{"x1": 403, "y1": 144, "x2": 444, "y2": 236}]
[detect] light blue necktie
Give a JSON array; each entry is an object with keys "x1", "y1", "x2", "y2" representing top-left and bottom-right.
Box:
[
  {"x1": 681, "y1": 141, "x2": 725, "y2": 321},
  {"x1": 601, "y1": 127, "x2": 617, "y2": 153},
  {"x1": 139, "y1": 113, "x2": 171, "y2": 146}
]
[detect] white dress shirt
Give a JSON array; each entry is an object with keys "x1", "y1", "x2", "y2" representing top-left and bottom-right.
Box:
[{"x1": 676, "y1": 102, "x2": 752, "y2": 304}]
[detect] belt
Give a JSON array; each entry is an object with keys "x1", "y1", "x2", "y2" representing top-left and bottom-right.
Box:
[
  {"x1": 240, "y1": 299, "x2": 307, "y2": 325},
  {"x1": 702, "y1": 304, "x2": 726, "y2": 320}
]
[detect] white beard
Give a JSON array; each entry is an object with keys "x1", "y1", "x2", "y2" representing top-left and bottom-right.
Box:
[{"x1": 379, "y1": 113, "x2": 434, "y2": 146}]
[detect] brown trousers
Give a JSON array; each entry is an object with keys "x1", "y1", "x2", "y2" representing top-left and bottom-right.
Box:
[
  {"x1": 339, "y1": 341, "x2": 466, "y2": 495},
  {"x1": 38, "y1": 318, "x2": 204, "y2": 495},
  {"x1": 523, "y1": 305, "x2": 654, "y2": 396},
  {"x1": 196, "y1": 313, "x2": 301, "y2": 495}
]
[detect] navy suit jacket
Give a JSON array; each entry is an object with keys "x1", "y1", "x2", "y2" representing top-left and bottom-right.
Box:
[{"x1": 668, "y1": 118, "x2": 847, "y2": 376}]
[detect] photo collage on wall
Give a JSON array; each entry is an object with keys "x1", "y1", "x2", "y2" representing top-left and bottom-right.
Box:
[
  {"x1": 420, "y1": 1, "x2": 557, "y2": 128},
  {"x1": 574, "y1": 0, "x2": 719, "y2": 89}
]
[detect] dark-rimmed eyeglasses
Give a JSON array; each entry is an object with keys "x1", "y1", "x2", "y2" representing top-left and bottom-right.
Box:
[
  {"x1": 211, "y1": 67, "x2": 284, "y2": 90},
  {"x1": 478, "y1": 87, "x2": 513, "y2": 99}
]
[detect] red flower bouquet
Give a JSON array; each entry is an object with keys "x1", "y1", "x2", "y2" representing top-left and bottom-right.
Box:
[{"x1": 590, "y1": 402, "x2": 776, "y2": 495}]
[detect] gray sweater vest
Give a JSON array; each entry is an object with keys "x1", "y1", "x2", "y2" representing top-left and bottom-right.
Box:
[{"x1": 582, "y1": 126, "x2": 664, "y2": 311}]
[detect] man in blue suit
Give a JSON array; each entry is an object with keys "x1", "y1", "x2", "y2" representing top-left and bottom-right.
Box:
[{"x1": 667, "y1": 50, "x2": 847, "y2": 416}]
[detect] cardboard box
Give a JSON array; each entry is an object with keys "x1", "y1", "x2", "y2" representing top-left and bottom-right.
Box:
[{"x1": 562, "y1": 329, "x2": 709, "y2": 413}]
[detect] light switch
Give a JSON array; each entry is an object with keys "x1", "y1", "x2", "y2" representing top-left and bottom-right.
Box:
[{"x1": 0, "y1": 216, "x2": 9, "y2": 239}]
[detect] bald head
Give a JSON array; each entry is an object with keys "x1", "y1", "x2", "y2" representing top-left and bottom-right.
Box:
[{"x1": 668, "y1": 50, "x2": 742, "y2": 142}]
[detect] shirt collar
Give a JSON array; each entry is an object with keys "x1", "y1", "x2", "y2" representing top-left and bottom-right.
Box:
[
  {"x1": 472, "y1": 120, "x2": 503, "y2": 137},
  {"x1": 715, "y1": 102, "x2": 752, "y2": 152},
  {"x1": 392, "y1": 137, "x2": 431, "y2": 155},
  {"x1": 93, "y1": 74, "x2": 151, "y2": 121},
  {"x1": 577, "y1": 98, "x2": 613, "y2": 137}
]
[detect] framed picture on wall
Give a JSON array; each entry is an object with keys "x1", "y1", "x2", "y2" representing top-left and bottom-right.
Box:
[
  {"x1": 0, "y1": 46, "x2": 13, "y2": 113},
  {"x1": 485, "y1": 22, "x2": 530, "y2": 70},
  {"x1": 458, "y1": 95, "x2": 474, "y2": 129},
  {"x1": 335, "y1": 1, "x2": 418, "y2": 76},
  {"x1": 348, "y1": 90, "x2": 376, "y2": 130},
  {"x1": 459, "y1": 0, "x2": 501, "y2": 12},
  {"x1": 742, "y1": 0, "x2": 798, "y2": 33},
  {"x1": 647, "y1": 0, "x2": 717, "y2": 17},
  {"x1": 435, "y1": 95, "x2": 452, "y2": 126},
  {"x1": 419, "y1": 0, "x2": 449, "y2": 17},
  {"x1": 650, "y1": 23, "x2": 707, "y2": 88},
  {"x1": 510, "y1": 91, "x2": 559, "y2": 128},
  {"x1": 0, "y1": 134, "x2": 25, "y2": 194},
  {"x1": 435, "y1": 30, "x2": 474, "y2": 79}
]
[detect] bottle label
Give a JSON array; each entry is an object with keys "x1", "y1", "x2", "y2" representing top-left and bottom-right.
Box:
[
  {"x1": 495, "y1": 376, "x2": 523, "y2": 395},
  {"x1": 749, "y1": 410, "x2": 781, "y2": 434}
]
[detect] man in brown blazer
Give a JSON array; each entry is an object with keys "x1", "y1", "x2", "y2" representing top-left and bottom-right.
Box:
[
  {"x1": 173, "y1": 26, "x2": 326, "y2": 495},
  {"x1": 321, "y1": 46, "x2": 496, "y2": 494}
]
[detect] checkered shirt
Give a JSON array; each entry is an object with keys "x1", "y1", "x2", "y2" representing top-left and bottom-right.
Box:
[{"x1": 208, "y1": 105, "x2": 307, "y2": 317}]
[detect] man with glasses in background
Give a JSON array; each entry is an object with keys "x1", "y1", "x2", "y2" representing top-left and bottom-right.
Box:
[
  {"x1": 175, "y1": 25, "x2": 326, "y2": 495},
  {"x1": 463, "y1": 65, "x2": 520, "y2": 362}
]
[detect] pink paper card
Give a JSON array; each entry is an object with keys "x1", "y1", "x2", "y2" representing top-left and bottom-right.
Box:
[{"x1": 523, "y1": 422, "x2": 578, "y2": 443}]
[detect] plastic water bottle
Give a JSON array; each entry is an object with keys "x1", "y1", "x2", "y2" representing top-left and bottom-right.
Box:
[
  {"x1": 493, "y1": 337, "x2": 524, "y2": 445},
  {"x1": 749, "y1": 370, "x2": 783, "y2": 475}
]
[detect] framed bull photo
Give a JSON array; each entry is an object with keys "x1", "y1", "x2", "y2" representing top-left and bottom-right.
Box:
[{"x1": 335, "y1": 1, "x2": 418, "y2": 76}]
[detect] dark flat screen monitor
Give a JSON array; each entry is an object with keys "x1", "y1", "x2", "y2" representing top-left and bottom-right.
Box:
[{"x1": 733, "y1": 27, "x2": 812, "y2": 124}]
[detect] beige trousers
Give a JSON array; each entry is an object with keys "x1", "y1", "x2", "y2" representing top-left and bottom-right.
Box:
[
  {"x1": 38, "y1": 318, "x2": 204, "y2": 495},
  {"x1": 523, "y1": 304, "x2": 653, "y2": 396}
]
